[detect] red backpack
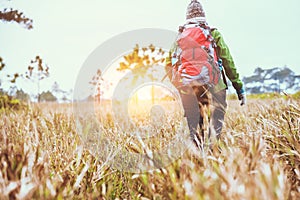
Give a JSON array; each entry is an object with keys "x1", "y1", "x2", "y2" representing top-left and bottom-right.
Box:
[{"x1": 176, "y1": 24, "x2": 220, "y2": 86}]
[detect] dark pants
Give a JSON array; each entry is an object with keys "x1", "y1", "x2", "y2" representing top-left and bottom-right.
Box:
[{"x1": 179, "y1": 86, "x2": 227, "y2": 143}]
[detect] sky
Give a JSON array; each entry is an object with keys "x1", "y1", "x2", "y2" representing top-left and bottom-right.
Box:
[{"x1": 1, "y1": 0, "x2": 300, "y2": 94}]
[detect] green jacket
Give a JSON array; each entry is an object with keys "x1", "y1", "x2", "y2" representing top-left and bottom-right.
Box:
[{"x1": 166, "y1": 28, "x2": 244, "y2": 94}]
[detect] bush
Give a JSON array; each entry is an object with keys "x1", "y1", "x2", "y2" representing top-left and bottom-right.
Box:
[{"x1": 0, "y1": 94, "x2": 26, "y2": 111}]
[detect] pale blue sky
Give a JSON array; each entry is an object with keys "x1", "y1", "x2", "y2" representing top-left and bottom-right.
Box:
[{"x1": 1, "y1": 0, "x2": 300, "y2": 93}]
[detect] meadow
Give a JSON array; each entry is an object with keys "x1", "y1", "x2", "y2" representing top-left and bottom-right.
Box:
[{"x1": 0, "y1": 95, "x2": 299, "y2": 200}]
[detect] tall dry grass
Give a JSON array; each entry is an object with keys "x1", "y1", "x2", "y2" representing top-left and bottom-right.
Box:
[{"x1": 0, "y1": 97, "x2": 299, "y2": 199}]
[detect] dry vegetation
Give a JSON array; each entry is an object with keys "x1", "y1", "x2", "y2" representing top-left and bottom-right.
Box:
[{"x1": 0, "y1": 97, "x2": 299, "y2": 199}]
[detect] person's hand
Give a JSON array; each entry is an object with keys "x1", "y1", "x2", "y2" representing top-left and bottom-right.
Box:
[
  {"x1": 238, "y1": 93, "x2": 246, "y2": 106},
  {"x1": 237, "y1": 88, "x2": 246, "y2": 106}
]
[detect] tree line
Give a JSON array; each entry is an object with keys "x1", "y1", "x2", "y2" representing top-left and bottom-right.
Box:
[{"x1": 0, "y1": 1, "x2": 72, "y2": 103}]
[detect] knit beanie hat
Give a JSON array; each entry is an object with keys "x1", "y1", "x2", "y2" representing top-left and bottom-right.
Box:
[{"x1": 186, "y1": 0, "x2": 206, "y2": 21}]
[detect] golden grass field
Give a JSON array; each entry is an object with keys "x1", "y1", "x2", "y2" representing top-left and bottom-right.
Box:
[{"x1": 0, "y1": 96, "x2": 299, "y2": 200}]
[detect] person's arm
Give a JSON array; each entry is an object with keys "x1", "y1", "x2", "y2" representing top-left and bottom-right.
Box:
[
  {"x1": 212, "y1": 29, "x2": 246, "y2": 103},
  {"x1": 165, "y1": 42, "x2": 179, "y2": 81}
]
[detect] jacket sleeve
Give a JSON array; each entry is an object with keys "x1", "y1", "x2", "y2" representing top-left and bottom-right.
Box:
[
  {"x1": 212, "y1": 29, "x2": 244, "y2": 94},
  {"x1": 165, "y1": 42, "x2": 178, "y2": 81},
  {"x1": 165, "y1": 48, "x2": 173, "y2": 67}
]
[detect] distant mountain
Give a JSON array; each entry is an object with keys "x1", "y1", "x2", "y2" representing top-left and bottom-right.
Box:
[{"x1": 243, "y1": 66, "x2": 300, "y2": 94}]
